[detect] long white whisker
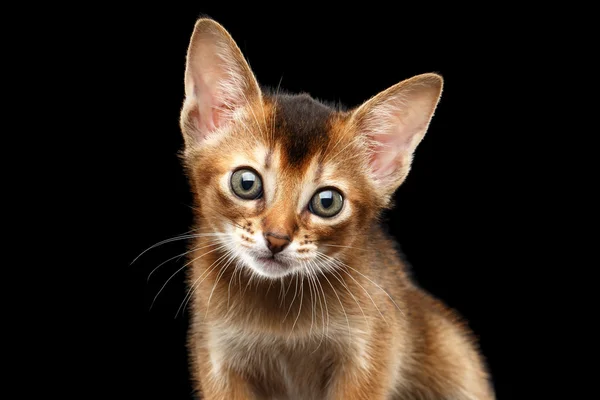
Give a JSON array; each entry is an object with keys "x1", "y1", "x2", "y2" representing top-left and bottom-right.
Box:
[
  {"x1": 288, "y1": 271, "x2": 304, "y2": 339},
  {"x1": 278, "y1": 276, "x2": 285, "y2": 305},
  {"x1": 271, "y1": 75, "x2": 283, "y2": 144},
  {"x1": 304, "y1": 261, "x2": 316, "y2": 337},
  {"x1": 227, "y1": 260, "x2": 243, "y2": 312},
  {"x1": 243, "y1": 268, "x2": 256, "y2": 296},
  {"x1": 240, "y1": 90, "x2": 267, "y2": 140},
  {"x1": 258, "y1": 89, "x2": 269, "y2": 142},
  {"x1": 175, "y1": 246, "x2": 234, "y2": 318},
  {"x1": 235, "y1": 114, "x2": 260, "y2": 144},
  {"x1": 319, "y1": 251, "x2": 404, "y2": 317},
  {"x1": 321, "y1": 254, "x2": 388, "y2": 325},
  {"x1": 320, "y1": 256, "x2": 370, "y2": 327},
  {"x1": 283, "y1": 273, "x2": 299, "y2": 322},
  {"x1": 328, "y1": 134, "x2": 362, "y2": 164},
  {"x1": 147, "y1": 239, "x2": 222, "y2": 282},
  {"x1": 307, "y1": 261, "x2": 327, "y2": 352},
  {"x1": 310, "y1": 260, "x2": 330, "y2": 342},
  {"x1": 321, "y1": 243, "x2": 369, "y2": 252},
  {"x1": 317, "y1": 268, "x2": 352, "y2": 342},
  {"x1": 205, "y1": 250, "x2": 238, "y2": 319},
  {"x1": 130, "y1": 232, "x2": 227, "y2": 265},
  {"x1": 282, "y1": 273, "x2": 295, "y2": 307},
  {"x1": 150, "y1": 242, "x2": 230, "y2": 310}
]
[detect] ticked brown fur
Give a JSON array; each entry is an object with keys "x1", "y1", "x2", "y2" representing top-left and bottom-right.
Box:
[{"x1": 179, "y1": 18, "x2": 495, "y2": 400}]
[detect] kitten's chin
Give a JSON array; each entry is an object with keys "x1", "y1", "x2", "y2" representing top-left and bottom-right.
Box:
[
  {"x1": 257, "y1": 256, "x2": 293, "y2": 277},
  {"x1": 242, "y1": 253, "x2": 293, "y2": 278}
]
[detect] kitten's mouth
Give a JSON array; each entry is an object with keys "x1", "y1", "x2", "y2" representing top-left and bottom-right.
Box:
[{"x1": 254, "y1": 255, "x2": 289, "y2": 277}]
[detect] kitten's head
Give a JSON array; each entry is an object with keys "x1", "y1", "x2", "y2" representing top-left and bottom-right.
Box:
[{"x1": 180, "y1": 19, "x2": 442, "y2": 278}]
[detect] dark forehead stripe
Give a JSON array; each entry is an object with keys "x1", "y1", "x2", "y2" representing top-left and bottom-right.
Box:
[{"x1": 270, "y1": 94, "x2": 334, "y2": 166}]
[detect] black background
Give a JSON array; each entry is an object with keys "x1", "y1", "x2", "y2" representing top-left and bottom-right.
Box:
[{"x1": 95, "y1": 5, "x2": 539, "y2": 399}]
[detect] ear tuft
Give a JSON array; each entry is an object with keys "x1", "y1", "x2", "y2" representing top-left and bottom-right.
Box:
[
  {"x1": 352, "y1": 73, "x2": 443, "y2": 196},
  {"x1": 180, "y1": 18, "x2": 261, "y2": 147}
]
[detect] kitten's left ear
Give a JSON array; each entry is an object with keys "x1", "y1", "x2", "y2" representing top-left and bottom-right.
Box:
[
  {"x1": 351, "y1": 73, "x2": 443, "y2": 198},
  {"x1": 180, "y1": 18, "x2": 261, "y2": 148}
]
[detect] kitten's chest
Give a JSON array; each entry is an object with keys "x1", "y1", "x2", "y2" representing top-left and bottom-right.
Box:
[{"x1": 208, "y1": 324, "x2": 336, "y2": 399}]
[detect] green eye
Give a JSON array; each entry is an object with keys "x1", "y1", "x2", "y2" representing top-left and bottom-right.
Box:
[
  {"x1": 231, "y1": 169, "x2": 263, "y2": 200},
  {"x1": 309, "y1": 189, "x2": 343, "y2": 218}
]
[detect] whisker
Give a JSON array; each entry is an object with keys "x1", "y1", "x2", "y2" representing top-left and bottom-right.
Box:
[
  {"x1": 334, "y1": 266, "x2": 387, "y2": 325},
  {"x1": 326, "y1": 256, "x2": 388, "y2": 325},
  {"x1": 147, "y1": 239, "x2": 222, "y2": 282},
  {"x1": 283, "y1": 273, "x2": 300, "y2": 322},
  {"x1": 130, "y1": 231, "x2": 227, "y2": 265},
  {"x1": 317, "y1": 268, "x2": 352, "y2": 342},
  {"x1": 266, "y1": 278, "x2": 274, "y2": 295},
  {"x1": 304, "y1": 261, "x2": 316, "y2": 337},
  {"x1": 278, "y1": 276, "x2": 285, "y2": 305},
  {"x1": 205, "y1": 250, "x2": 238, "y2": 319},
  {"x1": 236, "y1": 116, "x2": 260, "y2": 144},
  {"x1": 321, "y1": 113, "x2": 353, "y2": 161},
  {"x1": 282, "y1": 273, "x2": 295, "y2": 306},
  {"x1": 307, "y1": 261, "x2": 327, "y2": 352},
  {"x1": 318, "y1": 251, "x2": 404, "y2": 317},
  {"x1": 328, "y1": 134, "x2": 362, "y2": 164},
  {"x1": 243, "y1": 268, "x2": 256, "y2": 296},
  {"x1": 310, "y1": 260, "x2": 330, "y2": 343},
  {"x1": 150, "y1": 241, "x2": 230, "y2": 310},
  {"x1": 240, "y1": 90, "x2": 267, "y2": 141},
  {"x1": 238, "y1": 261, "x2": 245, "y2": 294},
  {"x1": 288, "y1": 271, "x2": 304, "y2": 339},
  {"x1": 176, "y1": 247, "x2": 235, "y2": 318},
  {"x1": 321, "y1": 243, "x2": 370, "y2": 252},
  {"x1": 257, "y1": 89, "x2": 269, "y2": 143},
  {"x1": 320, "y1": 257, "x2": 370, "y2": 327},
  {"x1": 271, "y1": 75, "x2": 283, "y2": 144},
  {"x1": 227, "y1": 260, "x2": 243, "y2": 312}
]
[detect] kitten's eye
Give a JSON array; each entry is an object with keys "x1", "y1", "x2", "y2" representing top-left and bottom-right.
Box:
[
  {"x1": 231, "y1": 168, "x2": 263, "y2": 200},
  {"x1": 309, "y1": 189, "x2": 343, "y2": 218}
]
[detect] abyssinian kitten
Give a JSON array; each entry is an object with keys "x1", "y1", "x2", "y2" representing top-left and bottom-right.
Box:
[{"x1": 178, "y1": 18, "x2": 495, "y2": 400}]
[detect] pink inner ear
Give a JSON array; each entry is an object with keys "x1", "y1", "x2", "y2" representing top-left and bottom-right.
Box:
[
  {"x1": 193, "y1": 76, "x2": 231, "y2": 136},
  {"x1": 369, "y1": 131, "x2": 409, "y2": 181},
  {"x1": 191, "y1": 68, "x2": 244, "y2": 139},
  {"x1": 211, "y1": 103, "x2": 226, "y2": 130},
  {"x1": 356, "y1": 74, "x2": 443, "y2": 186}
]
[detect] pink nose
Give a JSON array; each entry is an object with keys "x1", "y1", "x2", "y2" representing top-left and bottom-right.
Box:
[{"x1": 265, "y1": 232, "x2": 290, "y2": 255}]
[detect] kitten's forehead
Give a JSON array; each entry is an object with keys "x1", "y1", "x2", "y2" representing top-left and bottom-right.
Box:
[{"x1": 269, "y1": 94, "x2": 336, "y2": 167}]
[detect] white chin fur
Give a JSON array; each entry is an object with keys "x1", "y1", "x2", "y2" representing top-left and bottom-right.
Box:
[{"x1": 238, "y1": 251, "x2": 297, "y2": 279}]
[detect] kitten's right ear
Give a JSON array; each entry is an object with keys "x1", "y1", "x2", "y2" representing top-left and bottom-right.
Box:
[{"x1": 180, "y1": 18, "x2": 261, "y2": 148}]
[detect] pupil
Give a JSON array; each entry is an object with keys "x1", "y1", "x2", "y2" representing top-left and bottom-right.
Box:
[
  {"x1": 241, "y1": 172, "x2": 255, "y2": 191},
  {"x1": 320, "y1": 191, "x2": 333, "y2": 208}
]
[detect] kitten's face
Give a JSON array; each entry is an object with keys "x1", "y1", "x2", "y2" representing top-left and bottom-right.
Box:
[
  {"x1": 186, "y1": 96, "x2": 377, "y2": 278},
  {"x1": 180, "y1": 19, "x2": 442, "y2": 279}
]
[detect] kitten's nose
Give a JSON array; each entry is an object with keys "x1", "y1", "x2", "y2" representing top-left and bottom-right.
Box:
[{"x1": 265, "y1": 232, "x2": 290, "y2": 255}]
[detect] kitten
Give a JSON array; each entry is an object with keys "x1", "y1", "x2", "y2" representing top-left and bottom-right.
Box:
[{"x1": 178, "y1": 18, "x2": 495, "y2": 400}]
